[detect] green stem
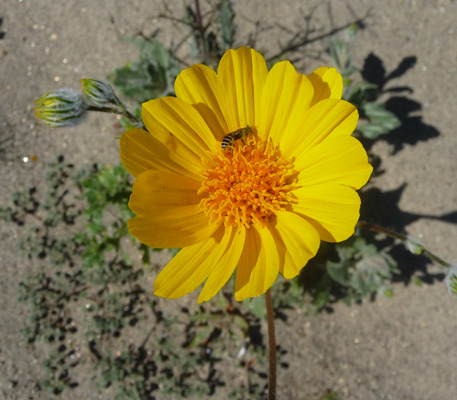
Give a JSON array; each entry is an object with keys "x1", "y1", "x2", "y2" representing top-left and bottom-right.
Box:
[
  {"x1": 265, "y1": 288, "x2": 276, "y2": 400},
  {"x1": 86, "y1": 104, "x2": 144, "y2": 129},
  {"x1": 357, "y1": 221, "x2": 453, "y2": 268},
  {"x1": 111, "y1": 92, "x2": 142, "y2": 125}
]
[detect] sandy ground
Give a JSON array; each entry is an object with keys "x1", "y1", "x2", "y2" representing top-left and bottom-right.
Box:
[{"x1": 1, "y1": 0, "x2": 457, "y2": 399}]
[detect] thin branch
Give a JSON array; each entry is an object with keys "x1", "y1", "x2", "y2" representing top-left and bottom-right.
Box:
[{"x1": 357, "y1": 221, "x2": 453, "y2": 268}]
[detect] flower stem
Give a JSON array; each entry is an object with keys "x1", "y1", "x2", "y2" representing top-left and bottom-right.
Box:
[
  {"x1": 265, "y1": 288, "x2": 276, "y2": 400},
  {"x1": 86, "y1": 105, "x2": 144, "y2": 129}
]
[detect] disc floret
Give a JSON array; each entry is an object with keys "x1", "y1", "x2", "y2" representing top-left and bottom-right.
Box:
[{"x1": 199, "y1": 139, "x2": 297, "y2": 230}]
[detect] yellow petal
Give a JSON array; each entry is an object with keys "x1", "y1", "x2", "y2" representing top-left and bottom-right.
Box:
[
  {"x1": 259, "y1": 61, "x2": 314, "y2": 143},
  {"x1": 142, "y1": 97, "x2": 216, "y2": 164},
  {"x1": 292, "y1": 183, "x2": 361, "y2": 242},
  {"x1": 175, "y1": 64, "x2": 228, "y2": 141},
  {"x1": 308, "y1": 67, "x2": 343, "y2": 106},
  {"x1": 283, "y1": 98, "x2": 358, "y2": 158},
  {"x1": 273, "y1": 212, "x2": 321, "y2": 279},
  {"x1": 128, "y1": 212, "x2": 217, "y2": 249},
  {"x1": 129, "y1": 170, "x2": 202, "y2": 219},
  {"x1": 235, "y1": 225, "x2": 279, "y2": 301},
  {"x1": 216, "y1": 47, "x2": 268, "y2": 131},
  {"x1": 119, "y1": 128, "x2": 202, "y2": 179},
  {"x1": 295, "y1": 135, "x2": 373, "y2": 190},
  {"x1": 154, "y1": 226, "x2": 226, "y2": 299},
  {"x1": 198, "y1": 227, "x2": 247, "y2": 303}
]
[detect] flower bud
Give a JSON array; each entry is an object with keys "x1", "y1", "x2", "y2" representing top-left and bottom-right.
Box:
[
  {"x1": 80, "y1": 78, "x2": 116, "y2": 105},
  {"x1": 34, "y1": 89, "x2": 86, "y2": 127},
  {"x1": 406, "y1": 238, "x2": 423, "y2": 255}
]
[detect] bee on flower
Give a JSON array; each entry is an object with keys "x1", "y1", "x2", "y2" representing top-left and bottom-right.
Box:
[{"x1": 221, "y1": 125, "x2": 253, "y2": 150}]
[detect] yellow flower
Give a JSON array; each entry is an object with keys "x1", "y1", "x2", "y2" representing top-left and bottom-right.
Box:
[{"x1": 120, "y1": 47, "x2": 372, "y2": 303}]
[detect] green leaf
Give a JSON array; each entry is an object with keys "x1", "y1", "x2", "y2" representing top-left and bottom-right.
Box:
[
  {"x1": 234, "y1": 315, "x2": 249, "y2": 332},
  {"x1": 445, "y1": 265, "x2": 457, "y2": 299},
  {"x1": 108, "y1": 63, "x2": 158, "y2": 102},
  {"x1": 108, "y1": 39, "x2": 177, "y2": 103},
  {"x1": 343, "y1": 79, "x2": 378, "y2": 104},
  {"x1": 326, "y1": 260, "x2": 349, "y2": 286},
  {"x1": 358, "y1": 102, "x2": 401, "y2": 139},
  {"x1": 243, "y1": 296, "x2": 265, "y2": 320},
  {"x1": 86, "y1": 222, "x2": 104, "y2": 235},
  {"x1": 329, "y1": 24, "x2": 358, "y2": 76},
  {"x1": 351, "y1": 255, "x2": 393, "y2": 296},
  {"x1": 97, "y1": 167, "x2": 119, "y2": 197},
  {"x1": 169, "y1": 248, "x2": 181, "y2": 257},
  {"x1": 217, "y1": 0, "x2": 236, "y2": 51},
  {"x1": 139, "y1": 244, "x2": 150, "y2": 265},
  {"x1": 188, "y1": 326, "x2": 211, "y2": 349},
  {"x1": 379, "y1": 286, "x2": 394, "y2": 298},
  {"x1": 312, "y1": 274, "x2": 332, "y2": 308},
  {"x1": 406, "y1": 239, "x2": 424, "y2": 255},
  {"x1": 414, "y1": 277, "x2": 423, "y2": 287}
]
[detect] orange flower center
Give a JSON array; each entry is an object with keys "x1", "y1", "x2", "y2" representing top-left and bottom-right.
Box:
[{"x1": 198, "y1": 137, "x2": 297, "y2": 230}]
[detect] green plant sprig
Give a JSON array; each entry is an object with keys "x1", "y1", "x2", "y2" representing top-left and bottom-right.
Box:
[{"x1": 358, "y1": 221, "x2": 453, "y2": 269}]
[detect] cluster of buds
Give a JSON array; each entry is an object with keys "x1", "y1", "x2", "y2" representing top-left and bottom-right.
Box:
[{"x1": 34, "y1": 79, "x2": 122, "y2": 128}]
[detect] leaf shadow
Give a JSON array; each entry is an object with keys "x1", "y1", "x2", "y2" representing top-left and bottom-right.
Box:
[
  {"x1": 361, "y1": 53, "x2": 440, "y2": 154},
  {"x1": 360, "y1": 184, "x2": 456, "y2": 284},
  {"x1": 361, "y1": 184, "x2": 457, "y2": 234},
  {"x1": 0, "y1": 17, "x2": 5, "y2": 40}
]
